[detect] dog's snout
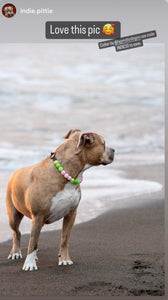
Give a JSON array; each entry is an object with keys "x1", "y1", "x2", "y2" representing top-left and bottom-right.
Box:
[{"x1": 107, "y1": 147, "x2": 115, "y2": 160}]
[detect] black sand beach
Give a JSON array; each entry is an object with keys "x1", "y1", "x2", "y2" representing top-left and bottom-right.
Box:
[{"x1": 0, "y1": 164, "x2": 164, "y2": 297}]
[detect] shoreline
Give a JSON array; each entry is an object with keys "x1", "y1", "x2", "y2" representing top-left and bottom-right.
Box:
[
  {"x1": 0, "y1": 160, "x2": 164, "y2": 244},
  {"x1": 0, "y1": 187, "x2": 163, "y2": 246}
]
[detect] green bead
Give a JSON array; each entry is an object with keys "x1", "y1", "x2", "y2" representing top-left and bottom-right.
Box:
[
  {"x1": 74, "y1": 179, "x2": 80, "y2": 184},
  {"x1": 54, "y1": 160, "x2": 59, "y2": 165},
  {"x1": 58, "y1": 167, "x2": 63, "y2": 172},
  {"x1": 70, "y1": 178, "x2": 75, "y2": 183},
  {"x1": 56, "y1": 163, "x2": 61, "y2": 169}
]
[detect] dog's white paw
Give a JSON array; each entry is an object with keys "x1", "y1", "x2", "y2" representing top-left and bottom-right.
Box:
[
  {"x1": 58, "y1": 260, "x2": 73, "y2": 266},
  {"x1": 8, "y1": 251, "x2": 22, "y2": 260},
  {"x1": 22, "y1": 250, "x2": 38, "y2": 271}
]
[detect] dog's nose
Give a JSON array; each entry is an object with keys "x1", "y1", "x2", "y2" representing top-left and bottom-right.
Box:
[{"x1": 112, "y1": 148, "x2": 115, "y2": 153}]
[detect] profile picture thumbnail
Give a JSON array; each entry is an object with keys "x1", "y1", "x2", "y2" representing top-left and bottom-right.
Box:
[{"x1": 2, "y1": 3, "x2": 16, "y2": 18}]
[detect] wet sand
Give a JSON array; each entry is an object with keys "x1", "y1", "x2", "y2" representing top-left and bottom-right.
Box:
[{"x1": 0, "y1": 163, "x2": 164, "y2": 296}]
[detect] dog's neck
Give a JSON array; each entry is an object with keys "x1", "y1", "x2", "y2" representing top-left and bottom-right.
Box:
[{"x1": 50, "y1": 152, "x2": 91, "y2": 183}]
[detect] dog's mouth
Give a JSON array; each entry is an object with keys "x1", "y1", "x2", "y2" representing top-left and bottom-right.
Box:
[
  {"x1": 101, "y1": 161, "x2": 108, "y2": 166},
  {"x1": 101, "y1": 158, "x2": 114, "y2": 166}
]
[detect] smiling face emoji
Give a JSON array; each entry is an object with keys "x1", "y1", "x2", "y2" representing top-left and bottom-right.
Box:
[{"x1": 102, "y1": 23, "x2": 114, "y2": 35}]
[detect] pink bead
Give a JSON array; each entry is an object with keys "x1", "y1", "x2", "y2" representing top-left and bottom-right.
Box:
[
  {"x1": 64, "y1": 173, "x2": 69, "y2": 178},
  {"x1": 61, "y1": 170, "x2": 65, "y2": 175},
  {"x1": 67, "y1": 175, "x2": 72, "y2": 181},
  {"x1": 80, "y1": 176, "x2": 83, "y2": 183}
]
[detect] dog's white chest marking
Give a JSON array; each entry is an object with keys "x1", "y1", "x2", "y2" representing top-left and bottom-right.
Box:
[
  {"x1": 47, "y1": 182, "x2": 81, "y2": 223},
  {"x1": 47, "y1": 164, "x2": 91, "y2": 224}
]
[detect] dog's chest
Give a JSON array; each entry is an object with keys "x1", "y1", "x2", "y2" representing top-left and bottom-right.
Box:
[{"x1": 47, "y1": 183, "x2": 81, "y2": 223}]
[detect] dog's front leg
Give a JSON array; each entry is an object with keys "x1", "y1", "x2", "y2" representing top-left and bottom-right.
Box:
[
  {"x1": 58, "y1": 206, "x2": 77, "y2": 266},
  {"x1": 22, "y1": 215, "x2": 44, "y2": 271}
]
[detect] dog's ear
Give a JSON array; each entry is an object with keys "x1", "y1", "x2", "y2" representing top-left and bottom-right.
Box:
[
  {"x1": 76, "y1": 132, "x2": 95, "y2": 153},
  {"x1": 63, "y1": 129, "x2": 81, "y2": 139}
]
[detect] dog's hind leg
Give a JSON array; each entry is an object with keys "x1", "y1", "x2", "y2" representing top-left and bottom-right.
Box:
[
  {"x1": 58, "y1": 206, "x2": 77, "y2": 266},
  {"x1": 6, "y1": 187, "x2": 24, "y2": 260}
]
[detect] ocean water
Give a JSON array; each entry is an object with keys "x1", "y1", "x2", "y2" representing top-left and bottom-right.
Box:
[{"x1": 0, "y1": 43, "x2": 164, "y2": 242}]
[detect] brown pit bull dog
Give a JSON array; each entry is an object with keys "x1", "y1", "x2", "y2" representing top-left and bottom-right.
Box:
[{"x1": 6, "y1": 129, "x2": 115, "y2": 271}]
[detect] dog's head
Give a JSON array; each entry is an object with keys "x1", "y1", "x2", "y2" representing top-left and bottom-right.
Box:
[{"x1": 59, "y1": 129, "x2": 115, "y2": 166}]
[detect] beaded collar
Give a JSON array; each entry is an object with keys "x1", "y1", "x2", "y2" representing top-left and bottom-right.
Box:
[{"x1": 50, "y1": 152, "x2": 83, "y2": 185}]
